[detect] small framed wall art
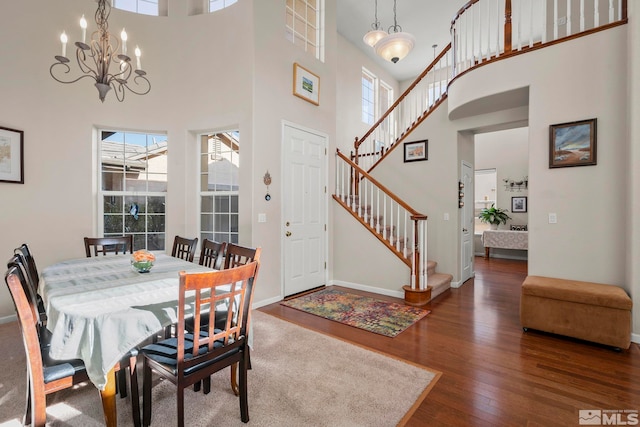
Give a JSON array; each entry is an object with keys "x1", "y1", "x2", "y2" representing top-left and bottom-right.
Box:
[
  {"x1": 549, "y1": 118, "x2": 597, "y2": 168},
  {"x1": 0, "y1": 126, "x2": 24, "y2": 184},
  {"x1": 293, "y1": 63, "x2": 320, "y2": 106},
  {"x1": 511, "y1": 196, "x2": 527, "y2": 213},
  {"x1": 403, "y1": 140, "x2": 428, "y2": 163}
]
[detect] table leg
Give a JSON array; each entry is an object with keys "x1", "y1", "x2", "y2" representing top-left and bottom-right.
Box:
[
  {"x1": 100, "y1": 367, "x2": 118, "y2": 427},
  {"x1": 485, "y1": 247, "x2": 490, "y2": 258}
]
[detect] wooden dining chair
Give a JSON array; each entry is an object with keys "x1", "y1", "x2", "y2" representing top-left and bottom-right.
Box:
[
  {"x1": 189, "y1": 243, "x2": 261, "y2": 395},
  {"x1": 4, "y1": 264, "x2": 142, "y2": 427},
  {"x1": 171, "y1": 236, "x2": 198, "y2": 262},
  {"x1": 141, "y1": 261, "x2": 260, "y2": 427},
  {"x1": 84, "y1": 235, "x2": 133, "y2": 257},
  {"x1": 224, "y1": 243, "x2": 261, "y2": 270},
  {"x1": 198, "y1": 239, "x2": 226, "y2": 269}
]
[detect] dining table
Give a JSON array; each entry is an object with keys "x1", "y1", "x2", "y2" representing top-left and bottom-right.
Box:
[{"x1": 39, "y1": 253, "x2": 213, "y2": 426}]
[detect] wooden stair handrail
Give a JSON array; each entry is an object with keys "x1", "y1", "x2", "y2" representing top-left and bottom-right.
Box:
[
  {"x1": 332, "y1": 195, "x2": 412, "y2": 268},
  {"x1": 355, "y1": 43, "x2": 452, "y2": 150},
  {"x1": 336, "y1": 149, "x2": 426, "y2": 219}
]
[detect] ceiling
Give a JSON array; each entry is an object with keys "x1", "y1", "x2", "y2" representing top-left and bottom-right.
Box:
[{"x1": 336, "y1": 0, "x2": 469, "y2": 82}]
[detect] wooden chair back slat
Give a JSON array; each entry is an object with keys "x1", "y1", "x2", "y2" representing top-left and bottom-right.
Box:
[
  {"x1": 171, "y1": 236, "x2": 198, "y2": 263},
  {"x1": 84, "y1": 236, "x2": 133, "y2": 257},
  {"x1": 198, "y1": 239, "x2": 226, "y2": 269}
]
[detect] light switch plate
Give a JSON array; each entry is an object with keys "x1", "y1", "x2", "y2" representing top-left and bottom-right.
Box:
[{"x1": 548, "y1": 213, "x2": 557, "y2": 224}]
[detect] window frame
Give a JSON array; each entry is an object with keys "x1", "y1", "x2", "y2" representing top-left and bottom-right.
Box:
[
  {"x1": 285, "y1": 0, "x2": 325, "y2": 62},
  {"x1": 97, "y1": 129, "x2": 168, "y2": 252},
  {"x1": 198, "y1": 131, "x2": 240, "y2": 246}
]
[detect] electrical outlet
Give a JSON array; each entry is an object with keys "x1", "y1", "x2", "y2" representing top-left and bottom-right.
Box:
[
  {"x1": 258, "y1": 213, "x2": 267, "y2": 223},
  {"x1": 444, "y1": 213, "x2": 450, "y2": 221},
  {"x1": 548, "y1": 213, "x2": 557, "y2": 224}
]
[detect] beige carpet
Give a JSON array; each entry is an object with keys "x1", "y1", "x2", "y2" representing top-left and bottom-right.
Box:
[{"x1": 0, "y1": 311, "x2": 439, "y2": 426}]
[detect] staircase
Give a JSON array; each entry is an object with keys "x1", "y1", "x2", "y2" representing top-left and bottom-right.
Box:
[{"x1": 333, "y1": 0, "x2": 628, "y2": 304}]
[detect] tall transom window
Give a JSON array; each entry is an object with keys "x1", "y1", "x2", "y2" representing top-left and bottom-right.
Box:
[
  {"x1": 286, "y1": 0, "x2": 325, "y2": 61},
  {"x1": 200, "y1": 131, "x2": 240, "y2": 245},
  {"x1": 209, "y1": 0, "x2": 238, "y2": 12},
  {"x1": 99, "y1": 130, "x2": 168, "y2": 251},
  {"x1": 112, "y1": 0, "x2": 159, "y2": 16}
]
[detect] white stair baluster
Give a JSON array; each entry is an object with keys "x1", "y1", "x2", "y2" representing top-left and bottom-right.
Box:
[
  {"x1": 566, "y1": 0, "x2": 572, "y2": 36},
  {"x1": 403, "y1": 212, "x2": 408, "y2": 257},
  {"x1": 609, "y1": 0, "x2": 614, "y2": 23},
  {"x1": 554, "y1": 0, "x2": 559, "y2": 40},
  {"x1": 594, "y1": 0, "x2": 599, "y2": 27},
  {"x1": 542, "y1": 0, "x2": 548, "y2": 43},
  {"x1": 580, "y1": 0, "x2": 585, "y2": 32}
]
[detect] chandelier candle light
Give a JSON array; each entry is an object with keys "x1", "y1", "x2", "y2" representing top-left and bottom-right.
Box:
[{"x1": 50, "y1": 0, "x2": 151, "y2": 103}]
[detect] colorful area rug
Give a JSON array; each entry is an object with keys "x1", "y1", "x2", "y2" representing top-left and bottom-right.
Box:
[{"x1": 281, "y1": 288, "x2": 429, "y2": 337}]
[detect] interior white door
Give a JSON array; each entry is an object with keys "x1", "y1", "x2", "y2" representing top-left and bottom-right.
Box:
[
  {"x1": 461, "y1": 161, "x2": 474, "y2": 283},
  {"x1": 282, "y1": 123, "x2": 327, "y2": 296}
]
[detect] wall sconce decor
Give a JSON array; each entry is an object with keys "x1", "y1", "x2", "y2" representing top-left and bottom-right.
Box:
[
  {"x1": 458, "y1": 181, "x2": 464, "y2": 208},
  {"x1": 503, "y1": 177, "x2": 528, "y2": 192}
]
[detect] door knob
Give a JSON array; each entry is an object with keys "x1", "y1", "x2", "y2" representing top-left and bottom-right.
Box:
[
  {"x1": 285, "y1": 221, "x2": 290, "y2": 227},
  {"x1": 286, "y1": 231, "x2": 292, "y2": 237},
  {"x1": 463, "y1": 228, "x2": 468, "y2": 232}
]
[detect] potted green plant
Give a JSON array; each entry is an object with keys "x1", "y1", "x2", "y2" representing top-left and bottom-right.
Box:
[{"x1": 478, "y1": 204, "x2": 511, "y2": 229}]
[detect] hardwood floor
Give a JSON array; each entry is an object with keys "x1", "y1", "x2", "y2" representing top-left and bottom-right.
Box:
[{"x1": 259, "y1": 257, "x2": 640, "y2": 426}]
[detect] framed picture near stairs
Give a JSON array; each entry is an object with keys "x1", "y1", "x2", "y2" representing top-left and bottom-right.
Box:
[{"x1": 404, "y1": 140, "x2": 428, "y2": 163}]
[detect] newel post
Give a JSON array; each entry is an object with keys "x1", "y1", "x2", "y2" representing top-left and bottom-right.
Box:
[{"x1": 403, "y1": 215, "x2": 430, "y2": 307}]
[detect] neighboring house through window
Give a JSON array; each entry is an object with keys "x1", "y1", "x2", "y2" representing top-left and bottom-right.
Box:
[
  {"x1": 99, "y1": 130, "x2": 167, "y2": 251},
  {"x1": 199, "y1": 131, "x2": 240, "y2": 244}
]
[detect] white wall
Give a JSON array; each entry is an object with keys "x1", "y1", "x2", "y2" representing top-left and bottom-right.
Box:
[{"x1": 0, "y1": 0, "x2": 341, "y2": 316}]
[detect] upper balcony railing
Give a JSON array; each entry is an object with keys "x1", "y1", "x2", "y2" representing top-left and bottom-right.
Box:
[
  {"x1": 352, "y1": 0, "x2": 627, "y2": 173},
  {"x1": 452, "y1": 0, "x2": 628, "y2": 77}
]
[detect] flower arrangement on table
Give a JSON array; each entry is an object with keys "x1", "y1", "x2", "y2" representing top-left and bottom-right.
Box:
[{"x1": 131, "y1": 250, "x2": 156, "y2": 273}]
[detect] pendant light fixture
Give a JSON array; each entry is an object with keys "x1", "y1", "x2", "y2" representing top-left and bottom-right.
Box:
[
  {"x1": 374, "y1": 0, "x2": 415, "y2": 63},
  {"x1": 363, "y1": 0, "x2": 387, "y2": 47}
]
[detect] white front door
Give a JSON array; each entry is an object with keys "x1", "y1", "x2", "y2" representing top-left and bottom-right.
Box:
[
  {"x1": 461, "y1": 161, "x2": 474, "y2": 283},
  {"x1": 282, "y1": 123, "x2": 327, "y2": 296}
]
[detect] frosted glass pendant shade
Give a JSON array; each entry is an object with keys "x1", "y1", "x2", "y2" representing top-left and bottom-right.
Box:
[
  {"x1": 363, "y1": 29, "x2": 388, "y2": 47},
  {"x1": 374, "y1": 32, "x2": 415, "y2": 63}
]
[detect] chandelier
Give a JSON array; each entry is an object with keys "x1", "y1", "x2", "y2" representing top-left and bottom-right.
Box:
[
  {"x1": 50, "y1": 0, "x2": 150, "y2": 103},
  {"x1": 374, "y1": 0, "x2": 415, "y2": 63},
  {"x1": 362, "y1": 0, "x2": 387, "y2": 47}
]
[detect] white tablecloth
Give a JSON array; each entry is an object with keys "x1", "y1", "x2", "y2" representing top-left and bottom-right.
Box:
[
  {"x1": 481, "y1": 230, "x2": 528, "y2": 250},
  {"x1": 39, "y1": 253, "x2": 212, "y2": 389}
]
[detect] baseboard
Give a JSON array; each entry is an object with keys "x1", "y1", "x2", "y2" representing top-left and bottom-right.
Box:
[
  {"x1": 330, "y1": 279, "x2": 404, "y2": 299},
  {"x1": 0, "y1": 314, "x2": 16, "y2": 325},
  {"x1": 631, "y1": 333, "x2": 640, "y2": 345},
  {"x1": 450, "y1": 280, "x2": 463, "y2": 288},
  {"x1": 253, "y1": 295, "x2": 283, "y2": 309},
  {"x1": 474, "y1": 252, "x2": 528, "y2": 261}
]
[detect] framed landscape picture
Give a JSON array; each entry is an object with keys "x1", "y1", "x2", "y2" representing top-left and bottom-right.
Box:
[
  {"x1": 0, "y1": 126, "x2": 24, "y2": 184},
  {"x1": 549, "y1": 118, "x2": 597, "y2": 168},
  {"x1": 403, "y1": 140, "x2": 428, "y2": 163},
  {"x1": 293, "y1": 63, "x2": 320, "y2": 106}
]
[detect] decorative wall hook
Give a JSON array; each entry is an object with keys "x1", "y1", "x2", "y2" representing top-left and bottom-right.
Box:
[{"x1": 264, "y1": 171, "x2": 272, "y2": 201}]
